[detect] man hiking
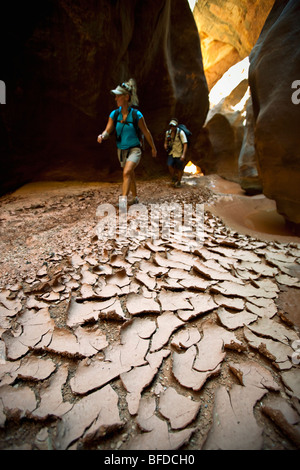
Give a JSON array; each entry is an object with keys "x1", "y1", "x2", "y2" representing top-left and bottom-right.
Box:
[{"x1": 164, "y1": 118, "x2": 187, "y2": 187}]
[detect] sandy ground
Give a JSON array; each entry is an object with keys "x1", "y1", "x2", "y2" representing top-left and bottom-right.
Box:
[
  {"x1": 0, "y1": 173, "x2": 300, "y2": 451},
  {"x1": 1, "y1": 173, "x2": 298, "y2": 289},
  {"x1": 204, "y1": 175, "x2": 300, "y2": 243},
  {"x1": 0, "y1": 175, "x2": 212, "y2": 287}
]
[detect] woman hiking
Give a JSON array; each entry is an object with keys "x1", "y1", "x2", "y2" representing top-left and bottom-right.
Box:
[{"x1": 97, "y1": 78, "x2": 157, "y2": 207}]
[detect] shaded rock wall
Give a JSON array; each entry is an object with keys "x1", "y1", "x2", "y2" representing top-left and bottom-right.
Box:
[
  {"x1": 0, "y1": 0, "x2": 208, "y2": 195},
  {"x1": 248, "y1": 0, "x2": 300, "y2": 227},
  {"x1": 238, "y1": 97, "x2": 262, "y2": 195}
]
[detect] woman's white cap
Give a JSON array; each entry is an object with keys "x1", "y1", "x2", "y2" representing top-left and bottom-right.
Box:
[{"x1": 111, "y1": 83, "x2": 131, "y2": 96}]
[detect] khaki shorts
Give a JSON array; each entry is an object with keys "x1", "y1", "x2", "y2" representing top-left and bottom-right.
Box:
[{"x1": 117, "y1": 147, "x2": 142, "y2": 168}]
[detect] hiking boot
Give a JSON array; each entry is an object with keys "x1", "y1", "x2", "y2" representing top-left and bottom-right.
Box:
[
  {"x1": 129, "y1": 196, "x2": 139, "y2": 205},
  {"x1": 174, "y1": 181, "x2": 181, "y2": 187}
]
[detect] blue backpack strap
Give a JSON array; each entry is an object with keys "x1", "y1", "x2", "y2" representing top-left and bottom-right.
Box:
[
  {"x1": 112, "y1": 107, "x2": 137, "y2": 130},
  {"x1": 131, "y1": 107, "x2": 144, "y2": 149},
  {"x1": 130, "y1": 108, "x2": 138, "y2": 133},
  {"x1": 112, "y1": 108, "x2": 120, "y2": 128},
  {"x1": 177, "y1": 124, "x2": 192, "y2": 147}
]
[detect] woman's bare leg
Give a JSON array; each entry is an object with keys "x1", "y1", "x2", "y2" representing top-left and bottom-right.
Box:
[
  {"x1": 130, "y1": 170, "x2": 137, "y2": 198},
  {"x1": 122, "y1": 160, "x2": 137, "y2": 197}
]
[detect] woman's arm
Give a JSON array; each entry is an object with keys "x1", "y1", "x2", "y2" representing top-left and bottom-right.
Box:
[
  {"x1": 138, "y1": 117, "x2": 157, "y2": 158},
  {"x1": 97, "y1": 117, "x2": 115, "y2": 143}
]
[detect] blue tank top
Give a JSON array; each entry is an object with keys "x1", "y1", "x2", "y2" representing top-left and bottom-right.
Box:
[{"x1": 110, "y1": 107, "x2": 143, "y2": 149}]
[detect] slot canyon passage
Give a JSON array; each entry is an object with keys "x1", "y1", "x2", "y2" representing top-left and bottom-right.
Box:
[{"x1": 0, "y1": 0, "x2": 300, "y2": 452}]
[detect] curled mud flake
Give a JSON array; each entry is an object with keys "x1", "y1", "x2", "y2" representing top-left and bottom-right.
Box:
[
  {"x1": 150, "y1": 311, "x2": 184, "y2": 352},
  {"x1": 261, "y1": 396, "x2": 300, "y2": 447},
  {"x1": 202, "y1": 361, "x2": 279, "y2": 450},
  {"x1": 172, "y1": 345, "x2": 221, "y2": 391},
  {"x1": 177, "y1": 293, "x2": 217, "y2": 321},
  {"x1": 159, "y1": 387, "x2": 201, "y2": 429},
  {"x1": 125, "y1": 396, "x2": 196, "y2": 450},
  {"x1": 193, "y1": 259, "x2": 240, "y2": 282},
  {"x1": 217, "y1": 306, "x2": 257, "y2": 330},
  {"x1": 55, "y1": 385, "x2": 123, "y2": 450},
  {"x1": 121, "y1": 349, "x2": 170, "y2": 415},
  {"x1": 171, "y1": 327, "x2": 201, "y2": 350},
  {"x1": 281, "y1": 370, "x2": 300, "y2": 400},
  {"x1": 158, "y1": 290, "x2": 193, "y2": 312},
  {"x1": 244, "y1": 327, "x2": 294, "y2": 370},
  {"x1": 66, "y1": 297, "x2": 115, "y2": 327},
  {"x1": 247, "y1": 317, "x2": 299, "y2": 345},
  {"x1": 126, "y1": 293, "x2": 160, "y2": 315},
  {"x1": 211, "y1": 280, "x2": 277, "y2": 299},
  {"x1": 0, "y1": 384, "x2": 37, "y2": 422},
  {"x1": 135, "y1": 271, "x2": 157, "y2": 291},
  {"x1": 31, "y1": 364, "x2": 73, "y2": 419}
]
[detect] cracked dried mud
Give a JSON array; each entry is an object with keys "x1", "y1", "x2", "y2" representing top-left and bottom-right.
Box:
[{"x1": 0, "y1": 174, "x2": 300, "y2": 450}]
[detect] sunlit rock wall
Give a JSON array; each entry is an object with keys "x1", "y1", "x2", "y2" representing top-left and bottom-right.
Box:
[
  {"x1": 249, "y1": 0, "x2": 300, "y2": 228},
  {"x1": 193, "y1": 0, "x2": 275, "y2": 89},
  {"x1": 200, "y1": 59, "x2": 251, "y2": 183},
  {"x1": 0, "y1": 0, "x2": 208, "y2": 194}
]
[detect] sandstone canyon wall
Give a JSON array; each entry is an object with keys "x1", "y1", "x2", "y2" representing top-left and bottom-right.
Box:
[
  {"x1": 193, "y1": 0, "x2": 275, "y2": 89},
  {"x1": 193, "y1": 0, "x2": 300, "y2": 231},
  {"x1": 192, "y1": 0, "x2": 275, "y2": 188},
  {"x1": 0, "y1": 0, "x2": 208, "y2": 195},
  {"x1": 201, "y1": 60, "x2": 251, "y2": 183},
  {"x1": 249, "y1": 0, "x2": 300, "y2": 228}
]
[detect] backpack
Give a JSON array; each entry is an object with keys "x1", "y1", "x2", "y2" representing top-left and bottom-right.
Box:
[
  {"x1": 112, "y1": 107, "x2": 144, "y2": 149},
  {"x1": 177, "y1": 124, "x2": 192, "y2": 148}
]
